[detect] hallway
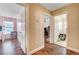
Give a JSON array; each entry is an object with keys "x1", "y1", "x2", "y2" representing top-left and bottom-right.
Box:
[
  {"x1": 0, "y1": 39, "x2": 25, "y2": 55},
  {"x1": 32, "y1": 38, "x2": 79, "y2": 55}
]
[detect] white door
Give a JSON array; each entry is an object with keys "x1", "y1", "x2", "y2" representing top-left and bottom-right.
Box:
[{"x1": 17, "y1": 9, "x2": 26, "y2": 53}]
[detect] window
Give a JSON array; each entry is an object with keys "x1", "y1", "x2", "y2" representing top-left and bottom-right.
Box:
[{"x1": 4, "y1": 21, "x2": 14, "y2": 34}]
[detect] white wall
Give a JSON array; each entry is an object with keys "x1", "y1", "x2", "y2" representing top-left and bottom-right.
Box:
[
  {"x1": 17, "y1": 8, "x2": 26, "y2": 53},
  {"x1": 49, "y1": 16, "x2": 54, "y2": 43}
]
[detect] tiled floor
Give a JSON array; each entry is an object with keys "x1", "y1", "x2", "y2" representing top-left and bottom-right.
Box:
[{"x1": 0, "y1": 39, "x2": 25, "y2": 55}]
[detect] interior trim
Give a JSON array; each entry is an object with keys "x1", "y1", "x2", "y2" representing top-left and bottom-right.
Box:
[
  {"x1": 67, "y1": 47, "x2": 79, "y2": 53},
  {"x1": 28, "y1": 45, "x2": 44, "y2": 55}
]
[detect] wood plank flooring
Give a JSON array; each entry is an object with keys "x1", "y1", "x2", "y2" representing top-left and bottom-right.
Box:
[
  {"x1": 32, "y1": 39, "x2": 79, "y2": 55},
  {"x1": 0, "y1": 37, "x2": 79, "y2": 55},
  {"x1": 0, "y1": 39, "x2": 25, "y2": 55}
]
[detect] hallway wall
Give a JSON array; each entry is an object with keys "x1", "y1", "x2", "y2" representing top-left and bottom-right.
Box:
[
  {"x1": 28, "y1": 4, "x2": 51, "y2": 54},
  {"x1": 51, "y1": 4, "x2": 79, "y2": 52},
  {"x1": 19, "y1": 3, "x2": 51, "y2": 54}
]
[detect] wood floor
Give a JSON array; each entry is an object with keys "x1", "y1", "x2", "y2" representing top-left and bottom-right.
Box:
[
  {"x1": 0, "y1": 38, "x2": 79, "y2": 55},
  {"x1": 0, "y1": 39, "x2": 25, "y2": 55},
  {"x1": 32, "y1": 39, "x2": 79, "y2": 55}
]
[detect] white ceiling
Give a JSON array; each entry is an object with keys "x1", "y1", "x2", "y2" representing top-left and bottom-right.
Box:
[
  {"x1": 39, "y1": 3, "x2": 71, "y2": 11},
  {"x1": 0, "y1": 3, "x2": 25, "y2": 18}
]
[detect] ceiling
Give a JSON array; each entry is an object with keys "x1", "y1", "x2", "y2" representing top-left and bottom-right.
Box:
[
  {"x1": 0, "y1": 3, "x2": 25, "y2": 18},
  {"x1": 39, "y1": 3, "x2": 71, "y2": 11}
]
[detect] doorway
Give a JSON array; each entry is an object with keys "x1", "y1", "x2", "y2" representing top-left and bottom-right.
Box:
[
  {"x1": 0, "y1": 3, "x2": 26, "y2": 55},
  {"x1": 44, "y1": 14, "x2": 50, "y2": 43},
  {"x1": 53, "y1": 13, "x2": 67, "y2": 47}
]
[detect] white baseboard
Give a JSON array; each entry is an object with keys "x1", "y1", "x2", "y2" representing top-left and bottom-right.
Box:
[
  {"x1": 67, "y1": 47, "x2": 79, "y2": 53},
  {"x1": 28, "y1": 45, "x2": 44, "y2": 55},
  {"x1": 54, "y1": 43, "x2": 79, "y2": 53}
]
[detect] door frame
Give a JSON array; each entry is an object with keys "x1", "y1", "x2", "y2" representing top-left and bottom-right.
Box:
[
  {"x1": 53, "y1": 13, "x2": 68, "y2": 48},
  {"x1": 43, "y1": 12, "x2": 52, "y2": 43}
]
